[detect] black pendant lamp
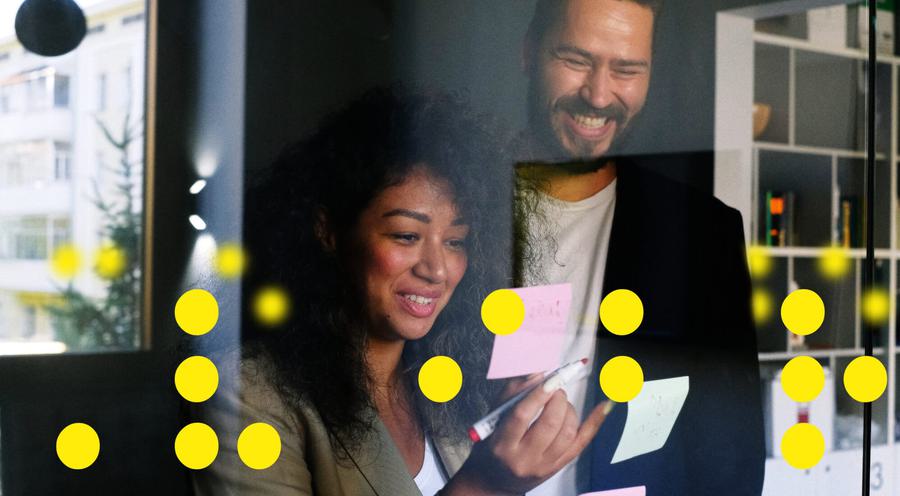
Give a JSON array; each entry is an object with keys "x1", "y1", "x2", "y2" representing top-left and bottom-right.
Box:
[{"x1": 15, "y1": 0, "x2": 87, "y2": 57}]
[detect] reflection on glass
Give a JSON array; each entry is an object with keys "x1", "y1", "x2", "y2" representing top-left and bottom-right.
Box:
[
  {"x1": 0, "y1": 0, "x2": 146, "y2": 354},
  {"x1": 738, "y1": 2, "x2": 891, "y2": 493}
]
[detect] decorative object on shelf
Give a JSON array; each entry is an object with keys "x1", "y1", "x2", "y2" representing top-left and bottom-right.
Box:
[
  {"x1": 836, "y1": 413, "x2": 882, "y2": 450},
  {"x1": 766, "y1": 366, "x2": 834, "y2": 458},
  {"x1": 764, "y1": 190, "x2": 795, "y2": 247},
  {"x1": 837, "y1": 195, "x2": 859, "y2": 248},
  {"x1": 14, "y1": 0, "x2": 87, "y2": 57},
  {"x1": 753, "y1": 103, "x2": 772, "y2": 139},
  {"x1": 787, "y1": 331, "x2": 806, "y2": 352},
  {"x1": 807, "y1": 5, "x2": 848, "y2": 50},
  {"x1": 849, "y1": 0, "x2": 895, "y2": 55},
  {"x1": 785, "y1": 281, "x2": 806, "y2": 351}
]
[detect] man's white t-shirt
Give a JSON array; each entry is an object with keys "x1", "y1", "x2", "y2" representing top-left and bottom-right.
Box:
[{"x1": 523, "y1": 179, "x2": 617, "y2": 496}]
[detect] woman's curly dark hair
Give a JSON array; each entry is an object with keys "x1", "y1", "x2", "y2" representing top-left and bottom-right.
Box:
[{"x1": 243, "y1": 86, "x2": 514, "y2": 449}]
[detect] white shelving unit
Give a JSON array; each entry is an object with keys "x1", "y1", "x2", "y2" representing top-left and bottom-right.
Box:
[{"x1": 716, "y1": 4, "x2": 900, "y2": 494}]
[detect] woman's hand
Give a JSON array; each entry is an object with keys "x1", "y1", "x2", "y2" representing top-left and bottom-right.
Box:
[
  {"x1": 499, "y1": 373, "x2": 544, "y2": 400},
  {"x1": 443, "y1": 384, "x2": 611, "y2": 496}
]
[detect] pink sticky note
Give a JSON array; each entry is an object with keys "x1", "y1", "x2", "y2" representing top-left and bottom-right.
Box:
[
  {"x1": 486, "y1": 283, "x2": 572, "y2": 379},
  {"x1": 579, "y1": 486, "x2": 646, "y2": 496}
]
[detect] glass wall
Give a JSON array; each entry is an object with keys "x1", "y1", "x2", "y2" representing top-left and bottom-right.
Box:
[
  {"x1": 0, "y1": 0, "x2": 147, "y2": 355},
  {"x1": 717, "y1": 1, "x2": 893, "y2": 493},
  {"x1": 0, "y1": 0, "x2": 895, "y2": 494}
]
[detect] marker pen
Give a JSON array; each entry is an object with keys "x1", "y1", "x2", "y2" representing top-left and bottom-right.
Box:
[{"x1": 468, "y1": 358, "x2": 589, "y2": 442}]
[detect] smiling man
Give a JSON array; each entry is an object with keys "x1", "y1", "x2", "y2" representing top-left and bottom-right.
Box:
[
  {"x1": 515, "y1": 0, "x2": 765, "y2": 494},
  {"x1": 525, "y1": 0, "x2": 653, "y2": 164}
]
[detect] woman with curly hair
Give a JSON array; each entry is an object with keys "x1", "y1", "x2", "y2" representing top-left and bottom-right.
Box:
[{"x1": 193, "y1": 87, "x2": 607, "y2": 496}]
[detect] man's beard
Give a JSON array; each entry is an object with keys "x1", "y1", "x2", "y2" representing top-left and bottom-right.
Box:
[{"x1": 525, "y1": 80, "x2": 640, "y2": 169}]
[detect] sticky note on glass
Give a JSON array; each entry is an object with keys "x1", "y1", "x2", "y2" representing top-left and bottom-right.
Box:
[
  {"x1": 580, "y1": 487, "x2": 646, "y2": 496},
  {"x1": 611, "y1": 376, "x2": 690, "y2": 464},
  {"x1": 486, "y1": 283, "x2": 572, "y2": 379}
]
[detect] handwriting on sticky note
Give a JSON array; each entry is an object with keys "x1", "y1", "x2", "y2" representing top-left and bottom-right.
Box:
[
  {"x1": 579, "y1": 486, "x2": 646, "y2": 496},
  {"x1": 486, "y1": 283, "x2": 572, "y2": 379},
  {"x1": 611, "y1": 376, "x2": 689, "y2": 464}
]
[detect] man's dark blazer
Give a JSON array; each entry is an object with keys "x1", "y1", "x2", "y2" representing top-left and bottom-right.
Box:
[{"x1": 586, "y1": 159, "x2": 766, "y2": 495}]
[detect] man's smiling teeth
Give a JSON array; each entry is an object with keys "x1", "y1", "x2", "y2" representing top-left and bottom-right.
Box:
[
  {"x1": 573, "y1": 114, "x2": 608, "y2": 129},
  {"x1": 403, "y1": 294, "x2": 434, "y2": 305}
]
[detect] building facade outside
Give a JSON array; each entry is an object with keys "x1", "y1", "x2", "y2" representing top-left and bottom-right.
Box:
[{"x1": 0, "y1": 0, "x2": 145, "y2": 355}]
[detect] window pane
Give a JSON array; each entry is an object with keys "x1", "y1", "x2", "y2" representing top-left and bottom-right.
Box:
[
  {"x1": 97, "y1": 73, "x2": 106, "y2": 111},
  {"x1": 0, "y1": 0, "x2": 147, "y2": 355},
  {"x1": 53, "y1": 142, "x2": 71, "y2": 181},
  {"x1": 53, "y1": 74, "x2": 68, "y2": 108}
]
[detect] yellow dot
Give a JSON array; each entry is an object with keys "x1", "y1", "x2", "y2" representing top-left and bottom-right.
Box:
[
  {"x1": 56, "y1": 423, "x2": 100, "y2": 470},
  {"x1": 781, "y1": 356, "x2": 824, "y2": 402},
  {"x1": 215, "y1": 243, "x2": 247, "y2": 279},
  {"x1": 752, "y1": 288, "x2": 773, "y2": 325},
  {"x1": 861, "y1": 288, "x2": 890, "y2": 326},
  {"x1": 94, "y1": 244, "x2": 127, "y2": 280},
  {"x1": 418, "y1": 356, "x2": 463, "y2": 403},
  {"x1": 843, "y1": 356, "x2": 887, "y2": 403},
  {"x1": 781, "y1": 289, "x2": 824, "y2": 336},
  {"x1": 175, "y1": 423, "x2": 218, "y2": 470},
  {"x1": 238, "y1": 423, "x2": 282, "y2": 469},
  {"x1": 818, "y1": 246, "x2": 851, "y2": 280},
  {"x1": 781, "y1": 423, "x2": 825, "y2": 469},
  {"x1": 253, "y1": 286, "x2": 291, "y2": 326},
  {"x1": 481, "y1": 289, "x2": 525, "y2": 335},
  {"x1": 51, "y1": 244, "x2": 81, "y2": 280},
  {"x1": 599, "y1": 356, "x2": 644, "y2": 403},
  {"x1": 747, "y1": 246, "x2": 772, "y2": 279},
  {"x1": 175, "y1": 289, "x2": 219, "y2": 335},
  {"x1": 175, "y1": 356, "x2": 219, "y2": 403},
  {"x1": 599, "y1": 289, "x2": 643, "y2": 336}
]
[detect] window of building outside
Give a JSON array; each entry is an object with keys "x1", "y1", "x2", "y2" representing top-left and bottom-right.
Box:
[
  {"x1": 0, "y1": 86, "x2": 8, "y2": 113},
  {"x1": 0, "y1": 220, "x2": 12, "y2": 259},
  {"x1": 53, "y1": 143, "x2": 70, "y2": 181},
  {"x1": 0, "y1": 0, "x2": 147, "y2": 356},
  {"x1": 97, "y1": 72, "x2": 106, "y2": 111},
  {"x1": 0, "y1": 84, "x2": 17, "y2": 114},
  {"x1": 16, "y1": 217, "x2": 47, "y2": 260},
  {"x1": 124, "y1": 65, "x2": 132, "y2": 108},
  {"x1": 25, "y1": 74, "x2": 48, "y2": 111},
  {"x1": 0, "y1": 141, "x2": 53, "y2": 187},
  {"x1": 0, "y1": 160, "x2": 21, "y2": 187},
  {"x1": 54, "y1": 74, "x2": 69, "y2": 108},
  {"x1": 51, "y1": 218, "x2": 70, "y2": 250},
  {"x1": 87, "y1": 23, "x2": 105, "y2": 36},
  {"x1": 22, "y1": 306, "x2": 35, "y2": 338}
]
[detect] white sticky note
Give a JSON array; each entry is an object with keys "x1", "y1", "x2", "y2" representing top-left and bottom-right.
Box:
[{"x1": 611, "y1": 376, "x2": 690, "y2": 464}]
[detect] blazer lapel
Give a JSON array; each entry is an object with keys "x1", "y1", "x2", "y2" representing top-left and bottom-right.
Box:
[
  {"x1": 602, "y1": 162, "x2": 639, "y2": 299},
  {"x1": 342, "y1": 413, "x2": 422, "y2": 496}
]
